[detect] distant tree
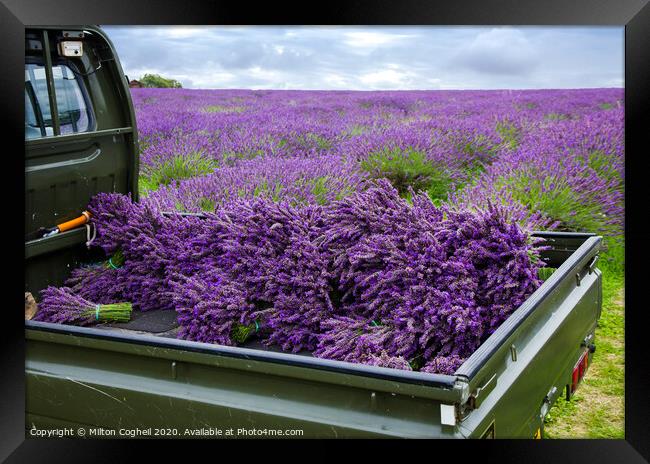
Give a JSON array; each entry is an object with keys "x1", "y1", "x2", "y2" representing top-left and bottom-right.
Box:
[{"x1": 140, "y1": 73, "x2": 183, "y2": 88}]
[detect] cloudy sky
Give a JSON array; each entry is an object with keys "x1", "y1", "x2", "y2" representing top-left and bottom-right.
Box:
[{"x1": 103, "y1": 26, "x2": 623, "y2": 90}]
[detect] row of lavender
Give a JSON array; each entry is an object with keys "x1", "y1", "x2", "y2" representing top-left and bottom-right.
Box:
[{"x1": 134, "y1": 88, "x2": 624, "y2": 242}]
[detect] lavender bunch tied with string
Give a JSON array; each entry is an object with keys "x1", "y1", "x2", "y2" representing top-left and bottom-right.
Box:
[{"x1": 33, "y1": 286, "x2": 132, "y2": 326}]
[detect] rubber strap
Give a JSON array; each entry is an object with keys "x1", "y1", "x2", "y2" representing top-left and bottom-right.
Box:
[
  {"x1": 108, "y1": 257, "x2": 119, "y2": 270},
  {"x1": 254, "y1": 321, "x2": 260, "y2": 332},
  {"x1": 85, "y1": 223, "x2": 97, "y2": 248},
  {"x1": 95, "y1": 304, "x2": 101, "y2": 321}
]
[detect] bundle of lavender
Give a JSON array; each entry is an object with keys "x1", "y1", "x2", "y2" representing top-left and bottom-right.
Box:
[
  {"x1": 64, "y1": 250, "x2": 127, "y2": 305},
  {"x1": 33, "y1": 286, "x2": 132, "y2": 326}
]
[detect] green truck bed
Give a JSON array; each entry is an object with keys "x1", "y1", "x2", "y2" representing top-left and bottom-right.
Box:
[{"x1": 25, "y1": 232, "x2": 602, "y2": 438}]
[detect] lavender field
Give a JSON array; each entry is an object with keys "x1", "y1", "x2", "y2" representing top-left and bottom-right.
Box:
[
  {"x1": 134, "y1": 88, "x2": 624, "y2": 243},
  {"x1": 37, "y1": 87, "x2": 625, "y2": 437}
]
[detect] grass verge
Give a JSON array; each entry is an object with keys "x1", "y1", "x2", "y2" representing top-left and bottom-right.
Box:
[{"x1": 544, "y1": 248, "x2": 624, "y2": 439}]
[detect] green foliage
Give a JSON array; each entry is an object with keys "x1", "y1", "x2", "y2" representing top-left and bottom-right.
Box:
[
  {"x1": 455, "y1": 135, "x2": 499, "y2": 182},
  {"x1": 253, "y1": 180, "x2": 283, "y2": 201},
  {"x1": 545, "y1": 112, "x2": 569, "y2": 121},
  {"x1": 460, "y1": 135, "x2": 490, "y2": 157},
  {"x1": 360, "y1": 147, "x2": 453, "y2": 202},
  {"x1": 173, "y1": 201, "x2": 187, "y2": 212},
  {"x1": 296, "y1": 133, "x2": 332, "y2": 150},
  {"x1": 203, "y1": 105, "x2": 246, "y2": 113},
  {"x1": 309, "y1": 176, "x2": 330, "y2": 205},
  {"x1": 495, "y1": 120, "x2": 520, "y2": 149},
  {"x1": 104, "y1": 249, "x2": 125, "y2": 269},
  {"x1": 537, "y1": 267, "x2": 557, "y2": 281},
  {"x1": 198, "y1": 197, "x2": 216, "y2": 212},
  {"x1": 348, "y1": 125, "x2": 368, "y2": 136},
  {"x1": 578, "y1": 150, "x2": 622, "y2": 184},
  {"x1": 139, "y1": 73, "x2": 183, "y2": 89},
  {"x1": 139, "y1": 152, "x2": 218, "y2": 194},
  {"x1": 334, "y1": 185, "x2": 356, "y2": 201},
  {"x1": 599, "y1": 236, "x2": 624, "y2": 276},
  {"x1": 230, "y1": 322, "x2": 257, "y2": 344},
  {"x1": 496, "y1": 170, "x2": 605, "y2": 234},
  {"x1": 408, "y1": 353, "x2": 424, "y2": 371},
  {"x1": 599, "y1": 102, "x2": 613, "y2": 110},
  {"x1": 221, "y1": 149, "x2": 266, "y2": 164},
  {"x1": 276, "y1": 138, "x2": 288, "y2": 149}
]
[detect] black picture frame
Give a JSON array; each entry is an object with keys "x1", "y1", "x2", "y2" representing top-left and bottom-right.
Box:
[{"x1": 2, "y1": 0, "x2": 648, "y2": 460}]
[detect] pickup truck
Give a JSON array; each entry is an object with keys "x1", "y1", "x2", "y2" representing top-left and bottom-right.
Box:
[{"x1": 24, "y1": 25, "x2": 602, "y2": 439}]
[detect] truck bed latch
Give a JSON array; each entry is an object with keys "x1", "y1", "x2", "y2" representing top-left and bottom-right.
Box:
[
  {"x1": 469, "y1": 373, "x2": 497, "y2": 409},
  {"x1": 576, "y1": 255, "x2": 599, "y2": 286}
]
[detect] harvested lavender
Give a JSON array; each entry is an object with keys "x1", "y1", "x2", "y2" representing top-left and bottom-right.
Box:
[
  {"x1": 314, "y1": 180, "x2": 543, "y2": 369},
  {"x1": 64, "y1": 251, "x2": 127, "y2": 305},
  {"x1": 34, "y1": 286, "x2": 132, "y2": 326},
  {"x1": 40, "y1": 180, "x2": 543, "y2": 374}
]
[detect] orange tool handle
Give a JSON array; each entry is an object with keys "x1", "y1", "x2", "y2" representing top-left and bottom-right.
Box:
[{"x1": 57, "y1": 211, "x2": 91, "y2": 233}]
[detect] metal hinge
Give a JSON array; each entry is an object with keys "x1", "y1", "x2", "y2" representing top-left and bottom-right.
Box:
[
  {"x1": 62, "y1": 30, "x2": 85, "y2": 39},
  {"x1": 540, "y1": 386, "x2": 558, "y2": 419},
  {"x1": 576, "y1": 255, "x2": 599, "y2": 286},
  {"x1": 451, "y1": 374, "x2": 498, "y2": 424},
  {"x1": 468, "y1": 373, "x2": 497, "y2": 410}
]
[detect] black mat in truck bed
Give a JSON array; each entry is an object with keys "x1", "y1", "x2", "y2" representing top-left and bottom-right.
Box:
[
  {"x1": 101, "y1": 308, "x2": 179, "y2": 333},
  {"x1": 96, "y1": 308, "x2": 315, "y2": 356}
]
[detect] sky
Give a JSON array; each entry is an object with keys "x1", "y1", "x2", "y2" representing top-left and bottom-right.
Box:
[{"x1": 103, "y1": 26, "x2": 624, "y2": 90}]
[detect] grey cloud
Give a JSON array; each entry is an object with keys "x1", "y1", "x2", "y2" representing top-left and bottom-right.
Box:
[
  {"x1": 450, "y1": 28, "x2": 539, "y2": 77},
  {"x1": 103, "y1": 26, "x2": 622, "y2": 90}
]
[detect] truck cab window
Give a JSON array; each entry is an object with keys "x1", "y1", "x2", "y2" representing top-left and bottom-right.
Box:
[{"x1": 25, "y1": 62, "x2": 93, "y2": 139}]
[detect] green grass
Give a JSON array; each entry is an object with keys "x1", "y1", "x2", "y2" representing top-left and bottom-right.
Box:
[
  {"x1": 203, "y1": 105, "x2": 246, "y2": 113},
  {"x1": 537, "y1": 267, "x2": 557, "y2": 281},
  {"x1": 139, "y1": 152, "x2": 219, "y2": 195},
  {"x1": 309, "y1": 176, "x2": 330, "y2": 205},
  {"x1": 544, "y1": 242, "x2": 624, "y2": 439},
  {"x1": 545, "y1": 112, "x2": 569, "y2": 121},
  {"x1": 230, "y1": 322, "x2": 258, "y2": 344},
  {"x1": 360, "y1": 147, "x2": 453, "y2": 203},
  {"x1": 198, "y1": 197, "x2": 216, "y2": 212},
  {"x1": 222, "y1": 149, "x2": 266, "y2": 165},
  {"x1": 495, "y1": 169, "x2": 609, "y2": 234},
  {"x1": 253, "y1": 180, "x2": 284, "y2": 201},
  {"x1": 578, "y1": 150, "x2": 622, "y2": 185},
  {"x1": 296, "y1": 133, "x2": 333, "y2": 150},
  {"x1": 348, "y1": 125, "x2": 368, "y2": 136},
  {"x1": 495, "y1": 120, "x2": 520, "y2": 149}
]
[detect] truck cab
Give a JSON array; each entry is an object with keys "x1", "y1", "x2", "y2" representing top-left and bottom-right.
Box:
[{"x1": 25, "y1": 25, "x2": 138, "y2": 295}]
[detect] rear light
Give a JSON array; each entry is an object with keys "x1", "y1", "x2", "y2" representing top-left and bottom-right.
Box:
[{"x1": 570, "y1": 349, "x2": 590, "y2": 395}]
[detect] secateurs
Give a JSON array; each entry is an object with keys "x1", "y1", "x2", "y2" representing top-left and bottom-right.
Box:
[{"x1": 42, "y1": 211, "x2": 92, "y2": 237}]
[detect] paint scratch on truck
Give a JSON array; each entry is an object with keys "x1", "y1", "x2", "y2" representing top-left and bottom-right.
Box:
[{"x1": 65, "y1": 376, "x2": 135, "y2": 412}]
